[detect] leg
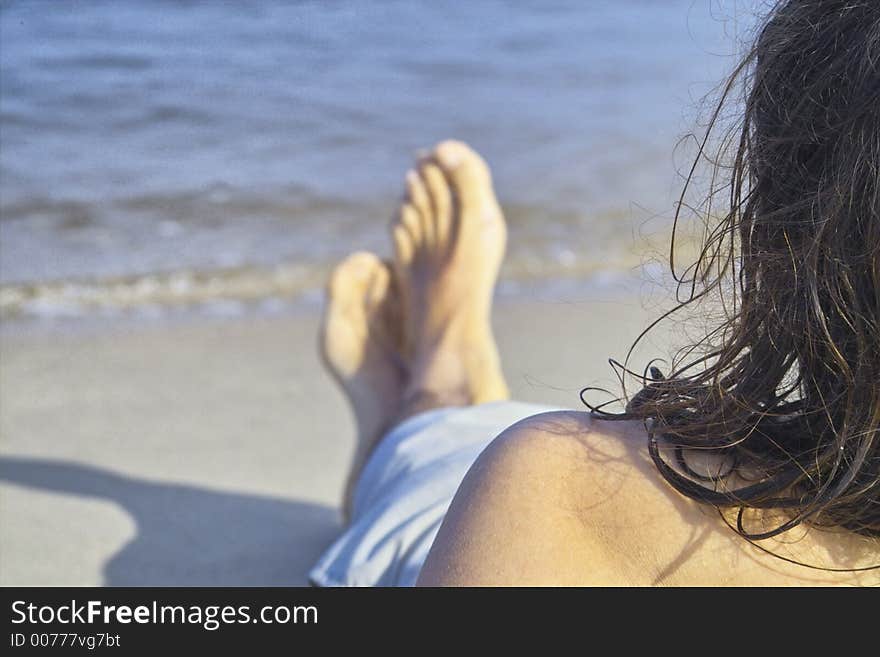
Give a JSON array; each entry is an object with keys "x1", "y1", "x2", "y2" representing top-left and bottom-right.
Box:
[
  {"x1": 320, "y1": 252, "x2": 406, "y2": 521},
  {"x1": 391, "y1": 140, "x2": 510, "y2": 417},
  {"x1": 320, "y1": 140, "x2": 510, "y2": 521}
]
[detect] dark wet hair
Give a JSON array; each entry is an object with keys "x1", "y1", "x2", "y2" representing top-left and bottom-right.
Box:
[{"x1": 589, "y1": 0, "x2": 880, "y2": 555}]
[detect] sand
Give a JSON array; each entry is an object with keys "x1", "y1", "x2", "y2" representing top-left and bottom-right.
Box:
[{"x1": 0, "y1": 286, "x2": 668, "y2": 586}]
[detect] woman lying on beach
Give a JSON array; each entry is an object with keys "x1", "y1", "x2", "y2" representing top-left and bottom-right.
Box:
[{"x1": 309, "y1": 0, "x2": 880, "y2": 586}]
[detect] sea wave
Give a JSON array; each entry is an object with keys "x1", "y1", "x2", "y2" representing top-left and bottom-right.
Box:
[
  {"x1": 0, "y1": 251, "x2": 657, "y2": 322},
  {"x1": 0, "y1": 264, "x2": 320, "y2": 320}
]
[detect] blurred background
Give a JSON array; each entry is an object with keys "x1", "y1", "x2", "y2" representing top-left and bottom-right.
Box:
[
  {"x1": 1, "y1": 0, "x2": 761, "y2": 321},
  {"x1": 0, "y1": 1, "x2": 763, "y2": 586}
]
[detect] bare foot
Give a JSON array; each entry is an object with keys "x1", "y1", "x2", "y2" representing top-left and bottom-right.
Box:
[
  {"x1": 390, "y1": 140, "x2": 510, "y2": 413},
  {"x1": 320, "y1": 251, "x2": 406, "y2": 519}
]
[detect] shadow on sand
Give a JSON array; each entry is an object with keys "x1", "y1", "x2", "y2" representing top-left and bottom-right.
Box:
[{"x1": 0, "y1": 456, "x2": 341, "y2": 585}]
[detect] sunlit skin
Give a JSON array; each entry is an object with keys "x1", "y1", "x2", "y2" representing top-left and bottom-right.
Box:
[
  {"x1": 320, "y1": 140, "x2": 509, "y2": 520},
  {"x1": 320, "y1": 140, "x2": 878, "y2": 586}
]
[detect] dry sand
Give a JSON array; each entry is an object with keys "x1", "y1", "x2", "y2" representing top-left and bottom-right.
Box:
[{"x1": 0, "y1": 286, "x2": 671, "y2": 585}]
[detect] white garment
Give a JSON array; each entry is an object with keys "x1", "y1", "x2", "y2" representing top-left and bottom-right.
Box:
[{"x1": 308, "y1": 401, "x2": 560, "y2": 587}]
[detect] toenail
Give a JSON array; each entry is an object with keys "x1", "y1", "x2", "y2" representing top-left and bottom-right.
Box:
[{"x1": 437, "y1": 147, "x2": 461, "y2": 167}]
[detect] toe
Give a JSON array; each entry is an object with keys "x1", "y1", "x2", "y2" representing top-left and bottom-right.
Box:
[
  {"x1": 432, "y1": 140, "x2": 493, "y2": 207},
  {"x1": 419, "y1": 161, "x2": 453, "y2": 251},
  {"x1": 392, "y1": 224, "x2": 414, "y2": 267},
  {"x1": 329, "y1": 251, "x2": 382, "y2": 297},
  {"x1": 322, "y1": 251, "x2": 383, "y2": 377},
  {"x1": 364, "y1": 258, "x2": 390, "y2": 310},
  {"x1": 406, "y1": 169, "x2": 435, "y2": 246},
  {"x1": 399, "y1": 202, "x2": 422, "y2": 247}
]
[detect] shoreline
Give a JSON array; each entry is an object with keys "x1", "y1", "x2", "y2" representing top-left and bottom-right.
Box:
[{"x1": 0, "y1": 243, "x2": 676, "y2": 324}]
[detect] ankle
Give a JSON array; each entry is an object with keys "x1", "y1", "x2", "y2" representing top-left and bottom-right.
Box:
[
  {"x1": 405, "y1": 346, "x2": 471, "y2": 404},
  {"x1": 406, "y1": 333, "x2": 508, "y2": 407},
  {"x1": 397, "y1": 387, "x2": 471, "y2": 421}
]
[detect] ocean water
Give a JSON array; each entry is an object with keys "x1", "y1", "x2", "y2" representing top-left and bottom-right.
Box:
[{"x1": 0, "y1": 0, "x2": 762, "y2": 320}]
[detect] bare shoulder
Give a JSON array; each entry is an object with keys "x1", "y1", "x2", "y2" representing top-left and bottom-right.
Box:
[
  {"x1": 459, "y1": 410, "x2": 650, "y2": 506},
  {"x1": 475, "y1": 410, "x2": 642, "y2": 469},
  {"x1": 417, "y1": 410, "x2": 879, "y2": 586},
  {"x1": 417, "y1": 410, "x2": 657, "y2": 586}
]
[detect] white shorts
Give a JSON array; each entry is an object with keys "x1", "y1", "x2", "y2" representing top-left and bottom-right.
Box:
[{"x1": 308, "y1": 401, "x2": 560, "y2": 587}]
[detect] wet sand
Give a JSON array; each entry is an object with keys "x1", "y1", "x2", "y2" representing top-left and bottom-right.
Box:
[{"x1": 0, "y1": 291, "x2": 666, "y2": 585}]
